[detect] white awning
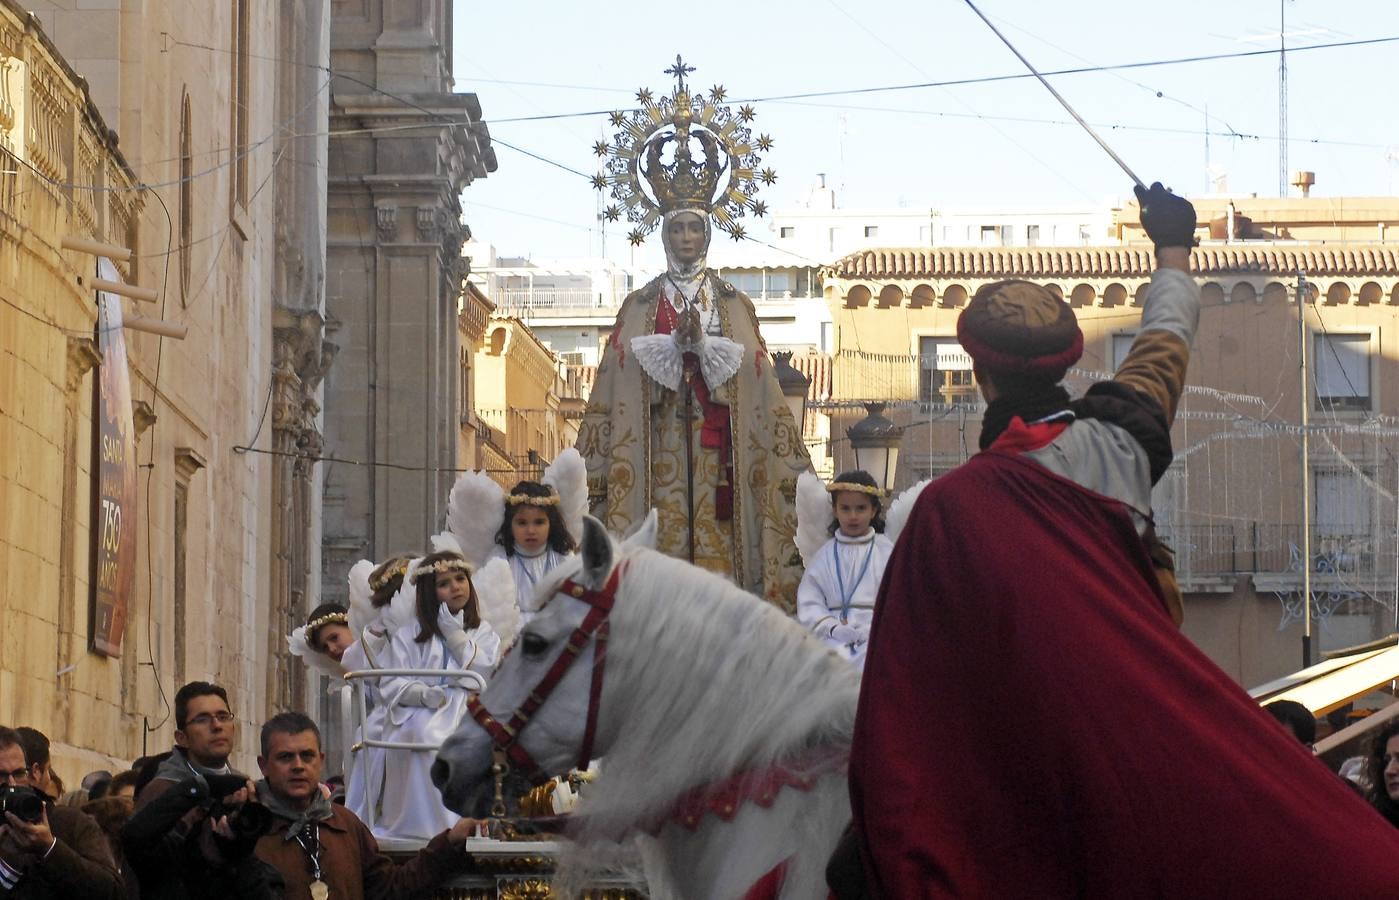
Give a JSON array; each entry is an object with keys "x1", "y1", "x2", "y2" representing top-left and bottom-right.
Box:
[{"x1": 1262, "y1": 646, "x2": 1399, "y2": 716}]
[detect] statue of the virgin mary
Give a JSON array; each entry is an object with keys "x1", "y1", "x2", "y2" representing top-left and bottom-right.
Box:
[{"x1": 576, "y1": 59, "x2": 812, "y2": 611}]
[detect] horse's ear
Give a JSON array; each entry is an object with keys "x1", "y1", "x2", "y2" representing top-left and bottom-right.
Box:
[
  {"x1": 622, "y1": 509, "x2": 658, "y2": 550},
  {"x1": 579, "y1": 515, "x2": 614, "y2": 590}
]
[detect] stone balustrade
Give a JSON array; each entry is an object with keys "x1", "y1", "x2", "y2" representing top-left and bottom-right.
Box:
[{"x1": 0, "y1": 3, "x2": 141, "y2": 289}]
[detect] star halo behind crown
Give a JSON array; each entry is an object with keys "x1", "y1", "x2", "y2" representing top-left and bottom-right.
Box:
[{"x1": 592, "y1": 56, "x2": 775, "y2": 246}]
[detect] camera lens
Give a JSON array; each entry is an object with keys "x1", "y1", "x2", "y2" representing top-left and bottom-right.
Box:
[{"x1": 1, "y1": 785, "x2": 46, "y2": 824}]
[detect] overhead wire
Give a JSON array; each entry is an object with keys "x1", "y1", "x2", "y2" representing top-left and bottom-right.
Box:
[
  {"x1": 11, "y1": 30, "x2": 1388, "y2": 270},
  {"x1": 823, "y1": 0, "x2": 1098, "y2": 200}
]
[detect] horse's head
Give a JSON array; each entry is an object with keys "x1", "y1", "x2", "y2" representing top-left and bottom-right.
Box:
[{"x1": 433, "y1": 512, "x2": 655, "y2": 816}]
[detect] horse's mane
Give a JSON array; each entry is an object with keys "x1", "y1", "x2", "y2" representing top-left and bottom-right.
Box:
[{"x1": 547, "y1": 543, "x2": 861, "y2": 841}]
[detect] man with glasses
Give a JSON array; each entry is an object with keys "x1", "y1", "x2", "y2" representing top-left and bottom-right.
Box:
[
  {"x1": 136, "y1": 682, "x2": 242, "y2": 807},
  {"x1": 0, "y1": 725, "x2": 121, "y2": 899},
  {"x1": 125, "y1": 682, "x2": 280, "y2": 899}
]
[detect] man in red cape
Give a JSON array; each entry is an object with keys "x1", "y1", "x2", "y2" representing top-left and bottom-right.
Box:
[{"x1": 848, "y1": 183, "x2": 1399, "y2": 898}]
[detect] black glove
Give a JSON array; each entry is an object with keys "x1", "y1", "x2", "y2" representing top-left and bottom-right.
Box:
[{"x1": 1134, "y1": 181, "x2": 1197, "y2": 250}]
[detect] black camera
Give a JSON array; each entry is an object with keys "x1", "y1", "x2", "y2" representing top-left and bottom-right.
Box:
[
  {"x1": 202, "y1": 772, "x2": 272, "y2": 842},
  {"x1": 0, "y1": 784, "x2": 46, "y2": 824}
]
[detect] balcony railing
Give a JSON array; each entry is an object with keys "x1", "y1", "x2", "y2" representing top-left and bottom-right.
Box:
[
  {"x1": 1156, "y1": 524, "x2": 1237, "y2": 578},
  {"x1": 496, "y1": 288, "x2": 615, "y2": 310}
]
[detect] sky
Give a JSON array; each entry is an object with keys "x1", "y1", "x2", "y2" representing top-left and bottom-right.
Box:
[{"x1": 451, "y1": 0, "x2": 1399, "y2": 268}]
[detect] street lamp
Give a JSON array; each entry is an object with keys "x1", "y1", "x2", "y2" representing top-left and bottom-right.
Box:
[
  {"x1": 846, "y1": 402, "x2": 903, "y2": 493},
  {"x1": 770, "y1": 350, "x2": 811, "y2": 428}
]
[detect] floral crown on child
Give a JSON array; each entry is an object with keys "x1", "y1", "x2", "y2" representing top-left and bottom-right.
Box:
[
  {"x1": 369, "y1": 560, "x2": 409, "y2": 592},
  {"x1": 409, "y1": 557, "x2": 474, "y2": 585},
  {"x1": 506, "y1": 489, "x2": 560, "y2": 507},
  {"x1": 826, "y1": 481, "x2": 884, "y2": 498},
  {"x1": 305, "y1": 610, "x2": 348, "y2": 631}
]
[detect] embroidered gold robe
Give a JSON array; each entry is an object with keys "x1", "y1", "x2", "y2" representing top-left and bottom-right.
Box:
[{"x1": 576, "y1": 273, "x2": 811, "y2": 611}]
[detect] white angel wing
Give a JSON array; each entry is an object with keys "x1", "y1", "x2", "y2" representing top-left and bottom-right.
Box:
[
  {"x1": 383, "y1": 559, "x2": 422, "y2": 637},
  {"x1": 884, "y1": 478, "x2": 932, "y2": 546},
  {"x1": 794, "y1": 471, "x2": 831, "y2": 567},
  {"x1": 474, "y1": 557, "x2": 521, "y2": 650},
  {"x1": 346, "y1": 559, "x2": 376, "y2": 636},
  {"x1": 287, "y1": 625, "x2": 346, "y2": 683},
  {"x1": 430, "y1": 530, "x2": 464, "y2": 556},
  {"x1": 542, "y1": 447, "x2": 588, "y2": 548},
  {"x1": 446, "y1": 471, "x2": 506, "y2": 570}
]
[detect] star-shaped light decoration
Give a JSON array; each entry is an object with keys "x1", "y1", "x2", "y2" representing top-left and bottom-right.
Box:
[
  {"x1": 738, "y1": 104, "x2": 757, "y2": 122},
  {"x1": 591, "y1": 173, "x2": 608, "y2": 190},
  {"x1": 758, "y1": 167, "x2": 778, "y2": 185},
  {"x1": 604, "y1": 205, "x2": 621, "y2": 222},
  {"x1": 635, "y1": 88, "x2": 654, "y2": 104},
  {"x1": 756, "y1": 134, "x2": 774, "y2": 152},
  {"x1": 608, "y1": 111, "x2": 627, "y2": 127},
  {"x1": 730, "y1": 223, "x2": 747, "y2": 241},
  {"x1": 751, "y1": 200, "x2": 768, "y2": 218},
  {"x1": 592, "y1": 141, "x2": 610, "y2": 158},
  {"x1": 627, "y1": 228, "x2": 646, "y2": 246},
  {"x1": 709, "y1": 85, "x2": 727, "y2": 103}
]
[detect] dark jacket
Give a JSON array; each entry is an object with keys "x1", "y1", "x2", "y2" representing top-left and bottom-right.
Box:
[
  {"x1": 122, "y1": 776, "x2": 282, "y2": 900},
  {"x1": 254, "y1": 804, "x2": 463, "y2": 900},
  {"x1": 0, "y1": 803, "x2": 122, "y2": 900}
]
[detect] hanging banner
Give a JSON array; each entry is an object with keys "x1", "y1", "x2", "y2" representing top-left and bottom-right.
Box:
[{"x1": 89, "y1": 257, "x2": 136, "y2": 657}]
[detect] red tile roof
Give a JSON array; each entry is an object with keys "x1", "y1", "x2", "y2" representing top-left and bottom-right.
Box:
[
  {"x1": 825, "y1": 245, "x2": 1399, "y2": 281},
  {"x1": 791, "y1": 351, "x2": 832, "y2": 401}
]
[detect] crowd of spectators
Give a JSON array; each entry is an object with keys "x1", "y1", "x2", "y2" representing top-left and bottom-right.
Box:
[{"x1": 2, "y1": 680, "x2": 488, "y2": 900}]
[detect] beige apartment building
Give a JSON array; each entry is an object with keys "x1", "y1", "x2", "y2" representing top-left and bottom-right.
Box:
[
  {"x1": 2, "y1": 0, "x2": 329, "y2": 775},
  {"x1": 471, "y1": 316, "x2": 585, "y2": 488},
  {"x1": 823, "y1": 194, "x2": 1399, "y2": 688}
]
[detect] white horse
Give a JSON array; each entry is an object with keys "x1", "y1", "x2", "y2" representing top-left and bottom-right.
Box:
[{"x1": 433, "y1": 514, "x2": 860, "y2": 899}]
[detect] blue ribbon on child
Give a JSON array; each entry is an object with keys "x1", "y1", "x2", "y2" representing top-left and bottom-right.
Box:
[{"x1": 833, "y1": 540, "x2": 876, "y2": 626}]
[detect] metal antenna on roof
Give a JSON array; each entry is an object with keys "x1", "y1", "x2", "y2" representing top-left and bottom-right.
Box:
[{"x1": 961, "y1": 0, "x2": 1145, "y2": 189}]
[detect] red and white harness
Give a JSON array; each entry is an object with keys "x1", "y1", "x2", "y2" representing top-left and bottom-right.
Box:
[{"x1": 466, "y1": 565, "x2": 624, "y2": 790}]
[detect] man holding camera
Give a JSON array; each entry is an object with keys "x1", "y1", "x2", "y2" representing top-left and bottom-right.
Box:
[
  {"x1": 123, "y1": 682, "x2": 281, "y2": 900},
  {"x1": 0, "y1": 725, "x2": 121, "y2": 899},
  {"x1": 135, "y1": 682, "x2": 241, "y2": 809},
  {"x1": 253, "y1": 712, "x2": 480, "y2": 900}
]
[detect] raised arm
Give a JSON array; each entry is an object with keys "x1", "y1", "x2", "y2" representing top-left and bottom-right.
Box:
[{"x1": 1112, "y1": 184, "x2": 1200, "y2": 428}]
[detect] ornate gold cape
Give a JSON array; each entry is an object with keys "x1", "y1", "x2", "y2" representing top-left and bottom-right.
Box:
[{"x1": 577, "y1": 273, "x2": 812, "y2": 612}]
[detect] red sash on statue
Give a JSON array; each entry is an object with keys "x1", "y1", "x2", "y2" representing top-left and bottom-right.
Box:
[{"x1": 654, "y1": 296, "x2": 734, "y2": 520}]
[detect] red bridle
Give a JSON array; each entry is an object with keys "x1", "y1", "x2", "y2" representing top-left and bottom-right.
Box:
[{"x1": 466, "y1": 564, "x2": 624, "y2": 787}]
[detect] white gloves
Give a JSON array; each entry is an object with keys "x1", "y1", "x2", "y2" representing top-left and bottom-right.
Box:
[
  {"x1": 361, "y1": 625, "x2": 389, "y2": 663},
  {"x1": 437, "y1": 604, "x2": 475, "y2": 667},
  {"x1": 830, "y1": 623, "x2": 868, "y2": 645},
  {"x1": 399, "y1": 683, "x2": 447, "y2": 709}
]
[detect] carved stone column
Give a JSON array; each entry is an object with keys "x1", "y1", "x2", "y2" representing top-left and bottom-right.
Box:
[
  {"x1": 268, "y1": 0, "x2": 333, "y2": 725},
  {"x1": 269, "y1": 311, "x2": 336, "y2": 713},
  {"x1": 322, "y1": 0, "x2": 495, "y2": 606}
]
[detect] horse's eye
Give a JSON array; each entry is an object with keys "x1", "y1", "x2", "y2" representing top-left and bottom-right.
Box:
[{"x1": 521, "y1": 632, "x2": 549, "y2": 657}]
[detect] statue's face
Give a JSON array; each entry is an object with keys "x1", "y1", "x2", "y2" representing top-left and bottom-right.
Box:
[{"x1": 665, "y1": 212, "x2": 707, "y2": 265}]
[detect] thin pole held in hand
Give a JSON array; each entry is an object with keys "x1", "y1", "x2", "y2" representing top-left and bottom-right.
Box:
[{"x1": 962, "y1": 0, "x2": 1145, "y2": 189}]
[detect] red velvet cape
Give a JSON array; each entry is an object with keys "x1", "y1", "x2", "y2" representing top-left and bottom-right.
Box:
[{"x1": 850, "y1": 449, "x2": 1399, "y2": 898}]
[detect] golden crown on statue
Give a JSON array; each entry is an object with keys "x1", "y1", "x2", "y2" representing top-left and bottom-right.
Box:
[{"x1": 592, "y1": 54, "x2": 776, "y2": 246}]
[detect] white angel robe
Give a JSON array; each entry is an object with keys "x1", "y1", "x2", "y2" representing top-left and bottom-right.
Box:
[
  {"x1": 372, "y1": 614, "x2": 500, "y2": 840},
  {"x1": 491, "y1": 544, "x2": 570, "y2": 611},
  {"x1": 796, "y1": 529, "x2": 894, "y2": 671},
  {"x1": 340, "y1": 622, "x2": 393, "y2": 826}
]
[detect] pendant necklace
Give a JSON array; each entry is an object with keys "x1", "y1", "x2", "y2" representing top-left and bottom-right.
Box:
[
  {"x1": 295, "y1": 822, "x2": 329, "y2": 900},
  {"x1": 833, "y1": 538, "x2": 876, "y2": 624}
]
